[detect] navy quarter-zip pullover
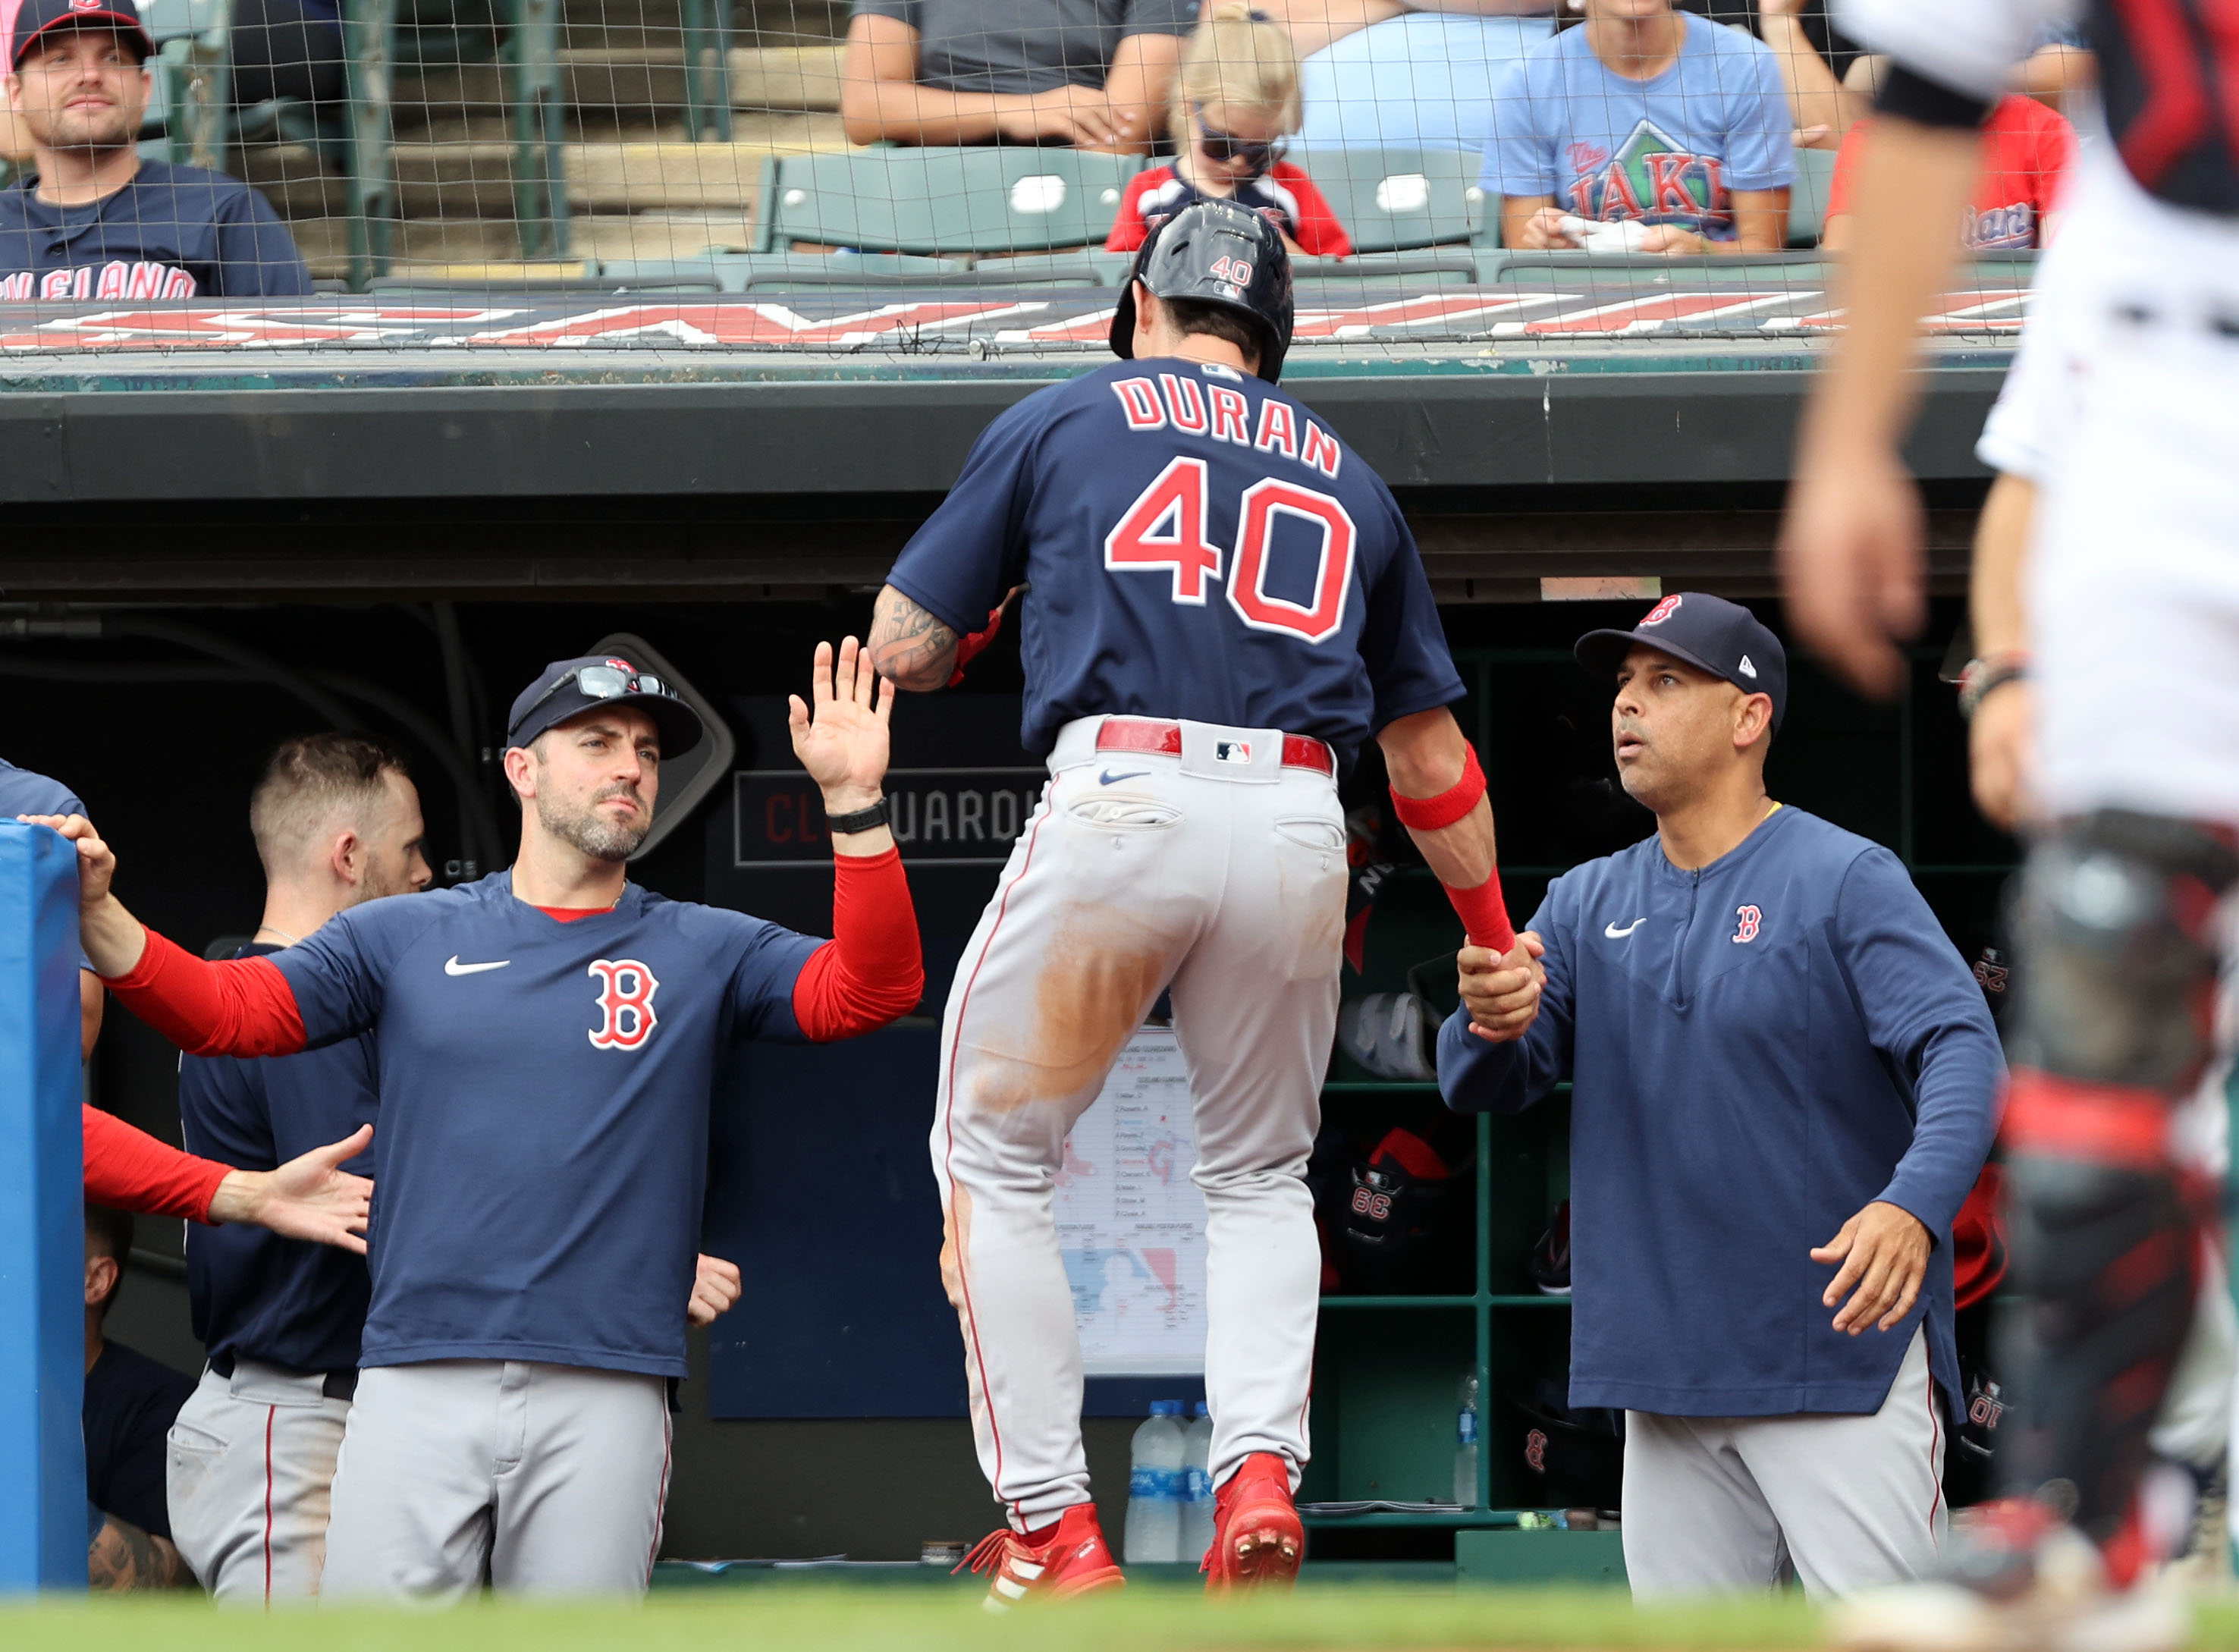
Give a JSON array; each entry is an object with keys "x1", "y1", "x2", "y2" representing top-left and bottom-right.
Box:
[{"x1": 1438, "y1": 806, "x2": 2002, "y2": 1418}]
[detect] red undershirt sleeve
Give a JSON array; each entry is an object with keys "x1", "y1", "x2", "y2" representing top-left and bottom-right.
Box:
[
  {"x1": 81, "y1": 1104, "x2": 230, "y2": 1223},
  {"x1": 790, "y1": 846, "x2": 925, "y2": 1041},
  {"x1": 100, "y1": 927, "x2": 308, "y2": 1059}
]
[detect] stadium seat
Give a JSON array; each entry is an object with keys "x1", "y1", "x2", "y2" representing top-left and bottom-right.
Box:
[
  {"x1": 1290, "y1": 146, "x2": 1484, "y2": 253},
  {"x1": 749, "y1": 149, "x2": 1142, "y2": 257},
  {"x1": 1788, "y1": 145, "x2": 1837, "y2": 248}
]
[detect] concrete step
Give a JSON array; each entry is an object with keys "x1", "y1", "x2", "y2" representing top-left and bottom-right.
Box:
[
  {"x1": 561, "y1": 0, "x2": 846, "y2": 49},
  {"x1": 388, "y1": 44, "x2": 842, "y2": 126}
]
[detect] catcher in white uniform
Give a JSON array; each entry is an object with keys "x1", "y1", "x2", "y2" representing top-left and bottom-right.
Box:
[{"x1": 1781, "y1": 2, "x2": 2239, "y2": 1646}]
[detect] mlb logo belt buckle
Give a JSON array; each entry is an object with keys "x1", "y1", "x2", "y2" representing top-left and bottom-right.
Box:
[{"x1": 1094, "y1": 718, "x2": 1333, "y2": 777}]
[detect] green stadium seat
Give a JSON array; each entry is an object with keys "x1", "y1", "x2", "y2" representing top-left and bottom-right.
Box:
[
  {"x1": 1290, "y1": 146, "x2": 1483, "y2": 253},
  {"x1": 749, "y1": 149, "x2": 1142, "y2": 258},
  {"x1": 1788, "y1": 144, "x2": 1837, "y2": 248}
]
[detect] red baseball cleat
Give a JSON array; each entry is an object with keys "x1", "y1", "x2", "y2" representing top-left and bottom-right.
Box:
[
  {"x1": 957, "y1": 1502, "x2": 1125, "y2": 1611},
  {"x1": 1202, "y1": 1451, "x2": 1305, "y2": 1590}
]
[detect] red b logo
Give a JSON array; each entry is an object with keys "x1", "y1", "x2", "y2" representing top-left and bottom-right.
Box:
[
  {"x1": 1732, "y1": 905, "x2": 1763, "y2": 944},
  {"x1": 587, "y1": 958, "x2": 659, "y2": 1050},
  {"x1": 1640, "y1": 594, "x2": 1682, "y2": 626}
]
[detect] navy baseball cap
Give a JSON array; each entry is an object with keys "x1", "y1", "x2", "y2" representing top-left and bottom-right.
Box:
[
  {"x1": 11, "y1": 0, "x2": 153, "y2": 67},
  {"x1": 507, "y1": 654, "x2": 705, "y2": 756},
  {"x1": 1574, "y1": 592, "x2": 1788, "y2": 731}
]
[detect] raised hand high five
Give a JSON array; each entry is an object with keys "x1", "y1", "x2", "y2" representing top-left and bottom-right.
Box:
[{"x1": 788, "y1": 636, "x2": 897, "y2": 854}]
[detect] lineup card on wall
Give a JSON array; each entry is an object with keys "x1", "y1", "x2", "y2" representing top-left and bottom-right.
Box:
[{"x1": 1056, "y1": 1029, "x2": 1209, "y2": 1376}]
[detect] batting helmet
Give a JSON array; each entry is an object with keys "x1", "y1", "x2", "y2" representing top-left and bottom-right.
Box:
[{"x1": 1109, "y1": 198, "x2": 1295, "y2": 382}]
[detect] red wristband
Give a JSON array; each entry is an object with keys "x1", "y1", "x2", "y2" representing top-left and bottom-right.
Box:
[
  {"x1": 1445, "y1": 872, "x2": 1515, "y2": 955},
  {"x1": 1389, "y1": 744, "x2": 1487, "y2": 831},
  {"x1": 947, "y1": 605, "x2": 1009, "y2": 688}
]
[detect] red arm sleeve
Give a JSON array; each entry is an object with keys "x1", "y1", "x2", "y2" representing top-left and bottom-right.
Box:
[
  {"x1": 101, "y1": 927, "x2": 307, "y2": 1059},
  {"x1": 1285, "y1": 168, "x2": 1354, "y2": 258},
  {"x1": 790, "y1": 846, "x2": 926, "y2": 1041},
  {"x1": 1106, "y1": 176, "x2": 1153, "y2": 252},
  {"x1": 82, "y1": 1104, "x2": 229, "y2": 1223}
]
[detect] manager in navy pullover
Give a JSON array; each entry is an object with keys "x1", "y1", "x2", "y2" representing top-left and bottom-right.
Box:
[{"x1": 1440, "y1": 594, "x2": 2002, "y2": 1601}]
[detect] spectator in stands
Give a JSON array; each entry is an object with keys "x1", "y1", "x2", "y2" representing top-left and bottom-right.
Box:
[
  {"x1": 1687, "y1": 0, "x2": 1868, "y2": 143},
  {"x1": 1482, "y1": 0, "x2": 1792, "y2": 254},
  {"x1": 229, "y1": 0, "x2": 346, "y2": 115},
  {"x1": 0, "y1": 0, "x2": 310, "y2": 299},
  {"x1": 840, "y1": 0, "x2": 1195, "y2": 152},
  {"x1": 1266, "y1": 0, "x2": 1557, "y2": 152},
  {"x1": 1820, "y1": 90, "x2": 2074, "y2": 252},
  {"x1": 1107, "y1": 4, "x2": 1352, "y2": 255},
  {"x1": 85, "y1": 1204, "x2": 196, "y2": 1591}
]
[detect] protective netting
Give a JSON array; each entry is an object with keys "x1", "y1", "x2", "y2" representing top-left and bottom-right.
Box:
[{"x1": 0, "y1": 0, "x2": 2089, "y2": 347}]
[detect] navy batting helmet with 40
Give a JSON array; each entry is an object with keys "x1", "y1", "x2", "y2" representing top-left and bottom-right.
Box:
[{"x1": 1109, "y1": 198, "x2": 1295, "y2": 382}]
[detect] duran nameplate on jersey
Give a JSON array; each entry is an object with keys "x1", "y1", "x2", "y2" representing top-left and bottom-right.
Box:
[
  {"x1": 1056, "y1": 1029, "x2": 1208, "y2": 1377},
  {"x1": 732, "y1": 767, "x2": 1044, "y2": 868}
]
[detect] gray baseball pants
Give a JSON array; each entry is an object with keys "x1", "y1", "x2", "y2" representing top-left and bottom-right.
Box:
[
  {"x1": 1622, "y1": 1326, "x2": 1948, "y2": 1603},
  {"x1": 319, "y1": 1359, "x2": 671, "y2": 1600},
  {"x1": 167, "y1": 1360, "x2": 352, "y2": 1602}
]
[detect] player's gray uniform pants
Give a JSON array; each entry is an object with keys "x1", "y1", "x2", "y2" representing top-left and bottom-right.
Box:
[
  {"x1": 1622, "y1": 1326, "x2": 1947, "y2": 1603},
  {"x1": 931, "y1": 715, "x2": 1347, "y2": 1532},
  {"x1": 319, "y1": 1360, "x2": 671, "y2": 1600},
  {"x1": 166, "y1": 1359, "x2": 352, "y2": 1602}
]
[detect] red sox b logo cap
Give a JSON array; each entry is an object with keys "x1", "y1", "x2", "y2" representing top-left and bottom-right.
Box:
[{"x1": 1571, "y1": 592, "x2": 1790, "y2": 733}]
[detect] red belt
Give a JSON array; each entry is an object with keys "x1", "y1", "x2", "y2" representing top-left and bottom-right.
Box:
[{"x1": 1095, "y1": 718, "x2": 1334, "y2": 777}]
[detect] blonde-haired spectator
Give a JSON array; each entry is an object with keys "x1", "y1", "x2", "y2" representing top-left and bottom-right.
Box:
[{"x1": 1107, "y1": 2, "x2": 1354, "y2": 254}]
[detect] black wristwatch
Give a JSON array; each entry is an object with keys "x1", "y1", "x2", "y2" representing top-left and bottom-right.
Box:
[{"x1": 825, "y1": 797, "x2": 890, "y2": 834}]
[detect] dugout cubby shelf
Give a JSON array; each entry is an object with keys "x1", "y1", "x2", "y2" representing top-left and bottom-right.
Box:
[{"x1": 1301, "y1": 640, "x2": 2019, "y2": 1558}]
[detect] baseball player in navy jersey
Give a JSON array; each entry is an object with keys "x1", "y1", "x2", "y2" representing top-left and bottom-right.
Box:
[
  {"x1": 34, "y1": 639, "x2": 922, "y2": 1599},
  {"x1": 161, "y1": 732, "x2": 752, "y2": 1601},
  {"x1": 867, "y1": 199, "x2": 1533, "y2": 1601},
  {"x1": 1779, "y1": 1, "x2": 2239, "y2": 1646}
]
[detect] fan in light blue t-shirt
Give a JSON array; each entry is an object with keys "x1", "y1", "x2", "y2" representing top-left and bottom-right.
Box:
[
  {"x1": 1295, "y1": 11, "x2": 1557, "y2": 151},
  {"x1": 1480, "y1": 12, "x2": 1792, "y2": 243}
]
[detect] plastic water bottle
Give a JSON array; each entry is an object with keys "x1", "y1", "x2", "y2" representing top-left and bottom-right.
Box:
[
  {"x1": 1179, "y1": 1401, "x2": 1215, "y2": 1565},
  {"x1": 1124, "y1": 1399, "x2": 1187, "y2": 1562},
  {"x1": 1454, "y1": 1365, "x2": 1482, "y2": 1508}
]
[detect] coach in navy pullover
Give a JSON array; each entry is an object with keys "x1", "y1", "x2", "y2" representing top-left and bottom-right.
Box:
[{"x1": 1440, "y1": 596, "x2": 2001, "y2": 1439}]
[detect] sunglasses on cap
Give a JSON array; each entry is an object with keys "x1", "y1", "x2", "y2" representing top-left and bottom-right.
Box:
[
  {"x1": 1193, "y1": 103, "x2": 1285, "y2": 172},
  {"x1": 510, "y1": 664, "x2": 680, "y2": 740}
]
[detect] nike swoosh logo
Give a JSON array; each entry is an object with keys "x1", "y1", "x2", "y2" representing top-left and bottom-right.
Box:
[
  {"x1": 1603, "y1": 919, "x2": 1645, "y2": 939},
  {"x1": 1098, "y1": 769, "x2": 1151, "y2": 786},
  {"x1": 444, "y1": 956, "x2": 511, "y2": 975}
]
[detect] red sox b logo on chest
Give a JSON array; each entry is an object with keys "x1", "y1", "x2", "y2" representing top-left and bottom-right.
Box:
[
  {"x1": 587, "y1": 958, "x2": 660, "y2": 1050},
  {"x1": 1732, "y1": 905, "x2": 1763, "y2": 944}
]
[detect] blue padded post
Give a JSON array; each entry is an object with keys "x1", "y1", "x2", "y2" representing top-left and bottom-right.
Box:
[{"x1": 0, "y1": 821, "x2": 86, "y2": 1590}]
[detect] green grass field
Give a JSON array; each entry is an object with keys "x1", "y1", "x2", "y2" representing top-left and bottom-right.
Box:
[{"x1": 6, "y1": 1586, "x2": 2239, "y2": 1651}]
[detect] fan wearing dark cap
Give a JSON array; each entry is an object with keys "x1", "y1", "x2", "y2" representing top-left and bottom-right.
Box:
[
  {"x1": 30, "y1": 640, "x2": 925, "y2": 1599},
  {"x1": 1437, "y1": 592, "x2": 2004, "y2": 1602},
  {"x1": 0, "y1": 0, "x2": 309, "y2": 300}
]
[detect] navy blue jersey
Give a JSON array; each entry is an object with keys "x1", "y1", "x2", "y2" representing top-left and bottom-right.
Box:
[
  {"x1": 269, "y1": 872, "x2": 821, "y2": 1379},
  {"x1": 1437, "y1": 807, "x2": 2003, "y2": 1419},
  {"x1": 179, "y1": 941, "x2": 376, "y2": 1374},
  {"x1": 884, "y1": 358, "x2": 1464, "y2": 771},
  {"x1": 0, "y1": 755, "x2": 84, "y2": 820},
  {"x1": 2, "y1": 758, "x2": 91, "y2": 969},
  {"x1": 0, "y1": 161, "x2": 309, "y2": 300}
]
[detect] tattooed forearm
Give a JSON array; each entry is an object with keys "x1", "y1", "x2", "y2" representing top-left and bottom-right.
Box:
[
  {"x1": 867, "y1": 585, "x2": 961, "y2": 692},
  {"x1": 89, "y1": 1516, "x2": 189, "y2": 1591}
]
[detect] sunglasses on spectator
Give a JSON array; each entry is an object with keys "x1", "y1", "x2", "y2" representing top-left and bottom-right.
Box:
[
  {"x1": 510, "y1": 665, "x2": 681, "y2": 738},
  {"x1": 1193, "y1": 105, "x2": 1284, "y2": 172}
]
